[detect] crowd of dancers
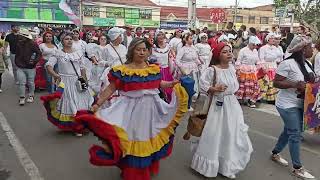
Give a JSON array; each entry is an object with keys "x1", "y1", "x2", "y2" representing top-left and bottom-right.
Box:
[{"x1": 1, "y1": 23, "x2": 320, "y2": 179}]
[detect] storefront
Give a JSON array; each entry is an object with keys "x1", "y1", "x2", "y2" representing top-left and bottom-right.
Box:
[{"x1": 82, "y1": 4, "x2": 161, "y2": 28}]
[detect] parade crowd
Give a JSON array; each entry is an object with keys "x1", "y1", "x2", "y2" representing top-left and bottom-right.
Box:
[{"x1": 0, "y1": 22, "x2": 320, "y2": 180}]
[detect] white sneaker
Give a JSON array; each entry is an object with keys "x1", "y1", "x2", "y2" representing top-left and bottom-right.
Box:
[
  {"x1": 75, "y1": 133, "x2": 83, "y2": 137},
  {"x1": 227, "y1": 175, "x2": 236, "y2": 179},
  {"x1": 26, "y1": 96, "x2": 34, "y2": 103},
  {"x1": 0, "y1": 89, "x2": 2, "y2": 93},
  {"x1": 292, "y1": 167, "x2": 315, "y2": 179},
  {"x1": 271, "y1": 154, "x2": 289, "y2": 167},
  {"x1": 19, "y1": 98, "x2": 25, "y2": 106},
  {"x1": 188, "y1": 107, "x2": 194, "y2": 112}
]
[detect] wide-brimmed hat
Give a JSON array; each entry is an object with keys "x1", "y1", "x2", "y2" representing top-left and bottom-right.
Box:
[
  {"x1": 18, "y1": 28, "x2": 32, "y2": 40},
  {"x1": 287, "y1": 35, "x2": 312, "y2": 53}
]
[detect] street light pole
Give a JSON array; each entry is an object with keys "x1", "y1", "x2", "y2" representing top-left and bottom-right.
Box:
[
  {"x1": 233, "y1": 0, "x2": 238, "y2": 24},
  {"x1": 79, "y1": 0, "x2": 83, "y2": 29},
  {"x1": 188, "y1": 0, "x2": 197, "y2": 29}
]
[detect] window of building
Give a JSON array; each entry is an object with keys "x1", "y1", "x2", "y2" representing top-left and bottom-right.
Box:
[
  {"x1": 140, "y1": 9, "x2": 152, "y2": 19},
  {"x1": 260, "y1": 17, "x2": 269, "y2": 24},
  {"x1": 248, "y1": 16, "x2": 255, "y2": 24},
  {"x1": 236, "y1": 16, "x2": 243, "y2": 23}
]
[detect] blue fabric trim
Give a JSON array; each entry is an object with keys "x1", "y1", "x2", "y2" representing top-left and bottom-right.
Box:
[
  {"x1": 95, "y1": 136, "x2": 174, "y2": 168},
  {"x1": 110, "y1": 70, "x2": 161, "y2": 83}
]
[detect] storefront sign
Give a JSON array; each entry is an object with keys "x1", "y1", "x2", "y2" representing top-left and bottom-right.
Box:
[
  {"x1": 93, "y1": 17, "x2": 116, "y2": 26},
  {"x1": 140, "y1": 20, "x2": 160, "y2": 27},
  {"x1": 106, "y1": 7, "x2": 125, "y2": 18},
  {"x1": 125, "y1": 18, "x2": 140, "y2": 26},
  {"x1": 37, "y1": 23, "x2": 67, "y2": 28},
  {"x1": 83, "y1": 6, "x2": 100, "y2": 17},
  {"x1": 160, "y1": 21, "x2": 188, "y2": 29}
]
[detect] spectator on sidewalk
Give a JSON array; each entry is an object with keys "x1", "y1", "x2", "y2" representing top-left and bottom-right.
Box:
[
  {"x1": 4, "y1": 25, "x2": 20, "y2": 83},
  {"x1": 0, "y1": 42, "x2": 9, "y2": 93},
  {"x1": 15, "y1": 29, "x2": 41, "y2": 106}
]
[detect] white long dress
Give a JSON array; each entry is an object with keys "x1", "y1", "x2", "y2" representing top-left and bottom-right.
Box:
[
  {"x1": 191, "y1": 66, "x2": 253, "y2": 178},
  {"x1": 86, "y1": 44, "x2": 108, "y2": 93},
  {"x1": 100, "y1": 44, "x2": 127, "y2": 91},
  {"x1": 45, "y1": 50, "x2": 94, "y2": 119},
  {"x1": 195, "y1": 43, "x2": 212, "y2": 70}
]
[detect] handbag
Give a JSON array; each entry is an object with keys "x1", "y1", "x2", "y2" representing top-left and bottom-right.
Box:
[
  {"x1": 183, "y1": 66, "x2": 217, "y2": 140},
  {"x1": 69, "y1": 60, "x2": 88, "y2": 92}
]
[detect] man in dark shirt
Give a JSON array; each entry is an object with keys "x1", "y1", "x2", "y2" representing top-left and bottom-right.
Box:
[
  {"x1": 4, "y1": 25, "x2": 20, "y2": 82},
  {"x1": 15, "y1": 28, "x2": 41, "y2": 106}
]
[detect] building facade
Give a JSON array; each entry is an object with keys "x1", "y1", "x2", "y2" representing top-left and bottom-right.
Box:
[{"x1": 82, "y1": 0, "x2": 160, "y2": 28}]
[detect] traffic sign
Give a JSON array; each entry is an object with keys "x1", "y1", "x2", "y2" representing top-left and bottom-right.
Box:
[
  {"x1": 210, "y1": 8, "x2": 226, "y2": 23},
  {"x1": 275, "y1": 7, "x2": 286, "y2": 17}
]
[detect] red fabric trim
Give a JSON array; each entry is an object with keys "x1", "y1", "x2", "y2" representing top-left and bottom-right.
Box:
[
  {"x1": 108, "y1": 73, "x2": 161, "y2": 91},
  {"x1": 75, "y1": 111, "x2": 123, "y2": 164}
]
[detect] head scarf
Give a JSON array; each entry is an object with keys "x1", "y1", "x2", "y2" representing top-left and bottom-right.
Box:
[
  {"x1": 218, "y1": 34, "x2": 229, "y2": 42},
  {"x1": 108, "y1": 27, "x2": 125, "y2": 41},
  {"x1": 265, "y1": 33, "x2": 275, "y2": 42},
  {"x1": 248, "y1": 36, "x2": 261, "y2": 45},
  {"x1": 155, "y1": 29, "x2": 165, "y2": 37},
  {"x1": 212, "y1": 42, "x2": 228, "y2": 61},
  {"x1": 287, "y1": 35, "x2": 312, "y2": 53},
  {"x1": 199, "y1": 33, "x2": 208, "y2": 39}
]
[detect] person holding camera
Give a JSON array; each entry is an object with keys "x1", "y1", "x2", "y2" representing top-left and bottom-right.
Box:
[
  {"x1": 41, "y1": 33, "x2": 94, "y2": 137},
  {"x1": 15, "y1": 29, "x2": 41, "y2": 106},
  {"x1": 270, "y1": 35, "x2": 315, "y2": 179}
]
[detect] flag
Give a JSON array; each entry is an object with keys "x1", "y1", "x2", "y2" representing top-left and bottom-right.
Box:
[{"x1": 59, "y1": 0, "x2": 81, "y2": 26}]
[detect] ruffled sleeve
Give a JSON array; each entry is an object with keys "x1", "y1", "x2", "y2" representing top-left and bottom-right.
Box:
[
  {"x1": 46, "y1": 56, "x2": 57, "y2": 67},
  {"x1": 200, "y1": 67, "x2": 215, "y2": 93}
]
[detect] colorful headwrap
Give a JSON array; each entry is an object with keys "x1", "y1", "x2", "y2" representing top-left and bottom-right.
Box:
[{"x1": 212, "y1": 42, "x2": 228, "y2": 60}]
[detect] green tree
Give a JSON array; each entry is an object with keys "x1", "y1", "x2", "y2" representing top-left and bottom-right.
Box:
[{"x1": 274, "y1": 0, "x2": 319, "y2": 35}]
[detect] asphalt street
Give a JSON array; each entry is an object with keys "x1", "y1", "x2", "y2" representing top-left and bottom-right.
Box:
[{"x1": 0, "y1": 71, "x2": 319, "y2": 180}]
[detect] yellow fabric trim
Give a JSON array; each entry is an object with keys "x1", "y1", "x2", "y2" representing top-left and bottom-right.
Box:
[
  {"x1": 111, "y1": 84, "x2": 188, "y2": 157},
  {"x1": 49, "y1": 99, "x2": 75, "y2": 122},
  {"x1": 112, "y1": 64, "x2": 160, "y2": 77}
]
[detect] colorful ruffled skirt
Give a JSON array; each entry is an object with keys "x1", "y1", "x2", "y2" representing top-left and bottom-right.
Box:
[
  {"x1": 40, "y1": 76, "x2": 94, "y2": 132},
  {"x1": 235, "y1": 65, "x2": 261, "y2": 103},
  {"x1": 75, "y1": 84, "x2": 188, "y2": 180},
  {"x1": 258, "y1": 62, "x2": 278, "y2": 102},
  {"x1": 160, "y1": 67, "x2": 174, "y2": 102}
]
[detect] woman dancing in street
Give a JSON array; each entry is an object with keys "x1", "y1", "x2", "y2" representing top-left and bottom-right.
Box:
[
  {"x1": 41, "y1": 33, "x2": 94, "y2": 136},
  {"x1": 75, "y1": 38, "x2": 189, "y2": 180}
]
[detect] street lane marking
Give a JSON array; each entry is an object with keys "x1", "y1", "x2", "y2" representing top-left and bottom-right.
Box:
[
  {"x1": 0, "y1": 112, "x2": 44, "y2": 180},
  {"x1": 249, "y1": 129, "x2": 320, "y2": 157}
]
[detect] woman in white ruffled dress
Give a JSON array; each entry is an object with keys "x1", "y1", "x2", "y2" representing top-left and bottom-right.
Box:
[
  {"x1": 100, "y1": 27, "x2": 127, "y2": 92},
  {"x1": 195, "y1": 33, "x2": 212, "y2": 71},
  {"x1": 191, "y1": 42, "x2": 253, "y2": 179},
  {"x1": 41, "y1": 33, "x2": 94, "y2": 136},
  {"x1": 175, "y1": 32, "x2": 203, "y2": 99},
  {"x1": 86, "y1": 35, "x2": 108, "y2": 94}
]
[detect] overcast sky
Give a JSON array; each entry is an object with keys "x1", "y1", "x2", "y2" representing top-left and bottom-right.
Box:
[{"x1": 151, "y1": 0, "x2": 274, "y2": 8}]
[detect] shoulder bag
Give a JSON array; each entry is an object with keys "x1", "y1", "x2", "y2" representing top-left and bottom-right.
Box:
[
  {"x1": 183, "y1": 66, "x2": 217, "y2": 140},
  {"x1": 69, "y1": 60, "x2": 88, "y2": 92}
]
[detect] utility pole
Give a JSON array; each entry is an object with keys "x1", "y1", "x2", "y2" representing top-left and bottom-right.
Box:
[
  {"x1": 188, "y1": 0, "x2": 197, "y2": 29},
  {"x1": 233, "y1": 0, "x2": 238, "y2": 24},
  {"x1": 79, "y1": 0, "x2": 83, "y2": 29}
]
